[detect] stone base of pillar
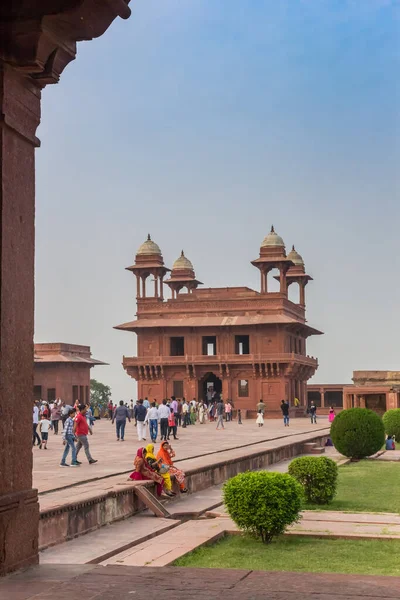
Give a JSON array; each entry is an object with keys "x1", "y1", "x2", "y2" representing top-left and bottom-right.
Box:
[{"x1": 0, "y1": 489, "x2": 39, "y2": 575}]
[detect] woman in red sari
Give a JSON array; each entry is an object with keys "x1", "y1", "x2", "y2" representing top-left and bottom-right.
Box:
[
  {"x1": 129, "y1": 448, "x2": 165, "y2": 497},
  {"x1": 157, "y1": 441, "x2": 188, "y2": 493}
]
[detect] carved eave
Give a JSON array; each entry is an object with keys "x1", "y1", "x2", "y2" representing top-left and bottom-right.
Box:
[{"x1": 0, "y1": 0, "x2": 131, "y2": 84}]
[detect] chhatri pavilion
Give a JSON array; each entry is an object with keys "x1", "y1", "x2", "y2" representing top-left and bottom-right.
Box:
[{"x1": 115, "y1": 228, "x2": 323, "y2": 415}]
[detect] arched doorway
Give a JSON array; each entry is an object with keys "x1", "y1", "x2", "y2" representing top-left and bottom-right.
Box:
[{"x1": 199, "y1": 372, "x2": 222, "y2": 402}]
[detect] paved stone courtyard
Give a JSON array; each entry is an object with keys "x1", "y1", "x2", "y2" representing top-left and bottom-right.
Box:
[
  {"x1": 2, "y1": 565, "x2": 400, "y2": 600},
  {"x1": 33, "y1": 417, "x2": 330, "y2": 493}
]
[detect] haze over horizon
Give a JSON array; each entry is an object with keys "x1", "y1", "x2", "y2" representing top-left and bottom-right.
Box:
[{"x1": 35, "y1": 0, "x2": 399, "y2": 400}]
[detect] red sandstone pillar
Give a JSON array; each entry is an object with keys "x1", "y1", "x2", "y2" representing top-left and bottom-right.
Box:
[
  {"x1": 299, "y1": 283, "x2": 306, "y2": 306},
  {"x1": 0, "y1": 64, "x2": 41, "y2": 574}
]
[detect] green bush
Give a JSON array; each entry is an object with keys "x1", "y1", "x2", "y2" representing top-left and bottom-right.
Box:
[
  {"x1": 330, "y1": 408, "x2": 384, "y2": 459},
  {"x1": 383, "y1": 409, "x2": 400, "y2": 440},
  {"x1": 288, "y1": 456, "x2": 338, "y2": 504},
  {"x1": 223, "y1": 471, "x2": 303, "y2": 544}
]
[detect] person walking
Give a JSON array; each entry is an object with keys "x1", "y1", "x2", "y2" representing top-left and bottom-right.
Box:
[
  {"x1": 176, "y1": 399, "x2": 183, "y2": 426},
  {"x1": 328, "y1": 406, "x2": 336, "y2": 423},
  {"x1": 60, "y1": 408, "x2": 80, "y2": 467},
  {"x1": 74, "y1": 404, "x2": 97, "y2": 464},
  {"x1": 256, "y1": 409, "x2": 264, "y2": 427},
  {"x1": 167, "y1": 408, "x2": 179, "y2": 440},
  {"x1": 182, "y1": 399, "x2": 189, "y2": 428},
  {"x1": 225, "y1": 401, "x2": 232, "y2": 422},
  {"x1": 38, "y1": 414, "x2": 51, "y2": 449},
  {"x1": 143, "y1": 397, "x2": 150, "y2": 410},
  {"x1": 256, "y1": 399, "x2": 266, "y2": 415},
  {"x1": 216, "y1": 396, "x2": 225, "y2": 430},
  {"x1": 107, "y1": 400, "x2": 113, "y2": 420},
  {"x1": 309, "y1": 401, "x2": 317, "y2": 424},
  {"x1": 112, "y1": 400, "x2": 131, "y2": 441},
  {"x1": 50, "y1": 402, "x2": 62, "y2": 435},
  {"x1": 280, "y1": 399, "x2": 290, "y2": 427},
  {"x1": 170, "y1": 396, "x2": 178, "y2": 425},
  {"x1": 158, "y1": 399, "x2": 170, "y2": 441},
  {"x1": 145, "y1": 402, "x2": 160, "y2": 443},
  {"x1": 33, "y1": 401, "x2": 41, "y2": 446},
  {"x1": 134, "y1": 399, "x2": 148, "y2": 441},
  {"x1": 198, "y1": 401, "x2": 206, "y2": 424}
]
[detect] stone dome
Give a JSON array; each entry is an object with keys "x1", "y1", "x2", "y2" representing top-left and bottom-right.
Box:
[
  {"x1": 136, "y1": 234, "x2": 161, "y2": 256},
  {"x1": 172, "y1": 250, "x2": 194, "y2": 271},
  {"x1": 287, "y1": 245, "x2": 304, "y2": 267},
  {"x1": 261, "y1": 226, "x2": 285, "y2": 248}
]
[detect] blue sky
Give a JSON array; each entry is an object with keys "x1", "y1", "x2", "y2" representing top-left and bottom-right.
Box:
[{"x1": 35, "y1": 0, "x2": 399, "y2": 399}]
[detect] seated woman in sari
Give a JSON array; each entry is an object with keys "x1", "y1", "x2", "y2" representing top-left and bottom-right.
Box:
[
  {"x1": 129, "y1": 447, "x2": 165, "y2": 497},
  {"x1": 157, "y1": 441, "x2": 188, "y2": 493},
  {"x1": 145, "y1": 443, "x2": 175, "y2": 497}
]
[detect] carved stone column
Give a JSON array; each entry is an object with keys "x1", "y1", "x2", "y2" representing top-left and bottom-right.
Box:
[
  {"x1": 0, "y1": 0, "x2": 131, "y2": 576},
  {"x1": 0, "y1": 64, "x2": 41, "y2": 575}
]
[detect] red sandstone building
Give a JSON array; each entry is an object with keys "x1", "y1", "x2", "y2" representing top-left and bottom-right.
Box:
[
  {"x1": 116, "y1": 229, "x2": 323, "y2": 415},
  {"x1": 34, "y1": 343, "x2": 106, "y2": 404}
]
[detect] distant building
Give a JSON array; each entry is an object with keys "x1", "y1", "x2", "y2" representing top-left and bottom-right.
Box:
[
  {"x1": 34, "y1": 343, "x2": 106, "y2": 403},
  {"x1": 115, "y1": 229, "x2": 322, "y2": 415},
  {"x1": 307, "y1": 372, "x2": 400, "y2": 415}
]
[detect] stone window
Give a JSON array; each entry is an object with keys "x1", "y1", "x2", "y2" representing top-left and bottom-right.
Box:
[
  {"x1": 33, "y1": 385, "x2": 42, "y2": 401},
  {"x1": 202, "y1": 336, "x2": 217, "y2": 356},
  {"x1": 173, "y1": 381, "x2": 184, "y2": 398},
  {"x1": 47, "y1": 388, "x2": 56, "y2": 402},
  {"x1": 72, "y1": 385, "x2": 79, "y2": 402},
  {"x1": 325, "y1": 391, "x2": 343, "y2": 407},
  {"x1": 235, "y1": 335, "x2": 250, "y2": 355},
  {"x1": 170, "y1": 337, "x2": 185, "y2": 356},
  {"x1": 238, "y1": 379, "x2": 249, "y2": 397}
]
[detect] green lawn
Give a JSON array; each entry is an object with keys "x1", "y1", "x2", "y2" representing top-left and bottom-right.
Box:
[
  {"x1": 174, "y1": 534, "x2": 400, "y2": 576},
  {"x1": 303, "y1": 460, "x2": 400, "y2": 513}
]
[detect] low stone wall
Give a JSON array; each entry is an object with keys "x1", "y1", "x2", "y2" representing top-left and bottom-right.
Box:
[{"x1": 39, "y1": 432, "x2": 328, "y2": 550}]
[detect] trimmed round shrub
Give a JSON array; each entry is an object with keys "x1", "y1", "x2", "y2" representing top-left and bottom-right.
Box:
[
  {"x1": 223, "y1": 471, "x2": 303, "y2": 544},
  {"x1": 383, "y1": 409, "x2": 400, "y2": 440},
  {"x1": 330, "y1": 408, "x2": 384, "y2": 459},
  {"x1": 288, "y1": 456, "x2": 338, "y2": 504}
]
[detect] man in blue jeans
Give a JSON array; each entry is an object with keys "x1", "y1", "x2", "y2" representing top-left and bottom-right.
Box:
[
  {"x1": 145, "y1": 402, "x2": 160, "y2": 443},
  {"x1": 112, "y1": 400, "x2": 131, "y2": 441},
  {"x1": 280, "y1": 399, "x2": 290, "y2": 427},
  {"x1": 60, "y1": 408, "x2": 79, "y2": 467}
]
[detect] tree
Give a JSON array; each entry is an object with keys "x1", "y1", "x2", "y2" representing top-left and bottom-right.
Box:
[{"x1": 90, "y1": 379, "x2": 111, "y2": 410}]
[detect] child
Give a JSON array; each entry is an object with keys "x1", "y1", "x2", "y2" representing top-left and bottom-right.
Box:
[
  {"x1": 38, "y1": 413, "x2": 51, "y2": 449},
  {"x1": 167, "y1": 408, "x2": 178, "y2": 440},
  {"x1": 386, "y1": 435, "x2": 396, "y2": 451},
  {"x1": 328, "y1": 406, "x2": 335, "y2": 423},
  {"x1": 256, "y1": 409, "x2": 264, "y2": 427}
]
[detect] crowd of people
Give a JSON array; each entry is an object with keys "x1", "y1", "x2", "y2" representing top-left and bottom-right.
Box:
[
  {"x1": 111, "y1": 395, "x2": 239, "y2": 442},
  {"x1": 33, "y1": 398, "x2": 98, "y2": 466}
]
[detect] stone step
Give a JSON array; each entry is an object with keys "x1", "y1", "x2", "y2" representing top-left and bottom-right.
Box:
[
  {"x1": 310, "y1": 446, "x2": 325, "y2": 454},
  {"x1": 134, "y1": 485, "x2": 171, "y2": 518},
  {"x1": 40, "y1": 516, "x2": 181, "y2": 565},
  {"x1": 303, "y1": 442, "x2": 317, "y2": 452}
]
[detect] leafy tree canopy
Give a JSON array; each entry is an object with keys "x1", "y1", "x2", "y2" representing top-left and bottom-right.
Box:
[{"x1": 90, "y1": 379, "x2": 111, "y2": 408}]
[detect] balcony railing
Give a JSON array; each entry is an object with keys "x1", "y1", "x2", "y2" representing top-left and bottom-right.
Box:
[{"x1": 123, "y1": 353, "x2": 317, "y2": 367}]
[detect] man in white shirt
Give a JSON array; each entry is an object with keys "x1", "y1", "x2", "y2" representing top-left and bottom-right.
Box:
[
  {"x1": 158, "y1": 399, "x2": 170, "y2": 441},
  {"x1": 145, "y1": 402, "x2": 160, "y2": 443},
  {"x1": 33, "y1": 402, "x2": 41, "y2": 446}
]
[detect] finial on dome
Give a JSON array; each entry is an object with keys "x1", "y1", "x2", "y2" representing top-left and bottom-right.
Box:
[
  {"x1": 292, "y1": 245, "x2": 295, "y2": 251},
  {"x1": 147, "y1": 233, "x2": 151, "y2": 241},
  {"x1": 271, "y1": 225, "x2": 275, "y2": 233},
  {"x1": 181, "y1": 250, "x2": 184, "y2": 257}
]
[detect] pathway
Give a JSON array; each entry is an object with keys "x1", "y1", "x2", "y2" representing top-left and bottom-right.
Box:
[{"x1": 2, "y1": 564, "x2": 400, "y2": 599}]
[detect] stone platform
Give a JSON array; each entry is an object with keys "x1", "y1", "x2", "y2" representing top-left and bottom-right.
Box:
[
  {"x1": 1, "y1": 565, "x2": 399, "y2": 599},
  {"x1": 35, "y1": 420, "x2": 329, "y2": 549}
]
